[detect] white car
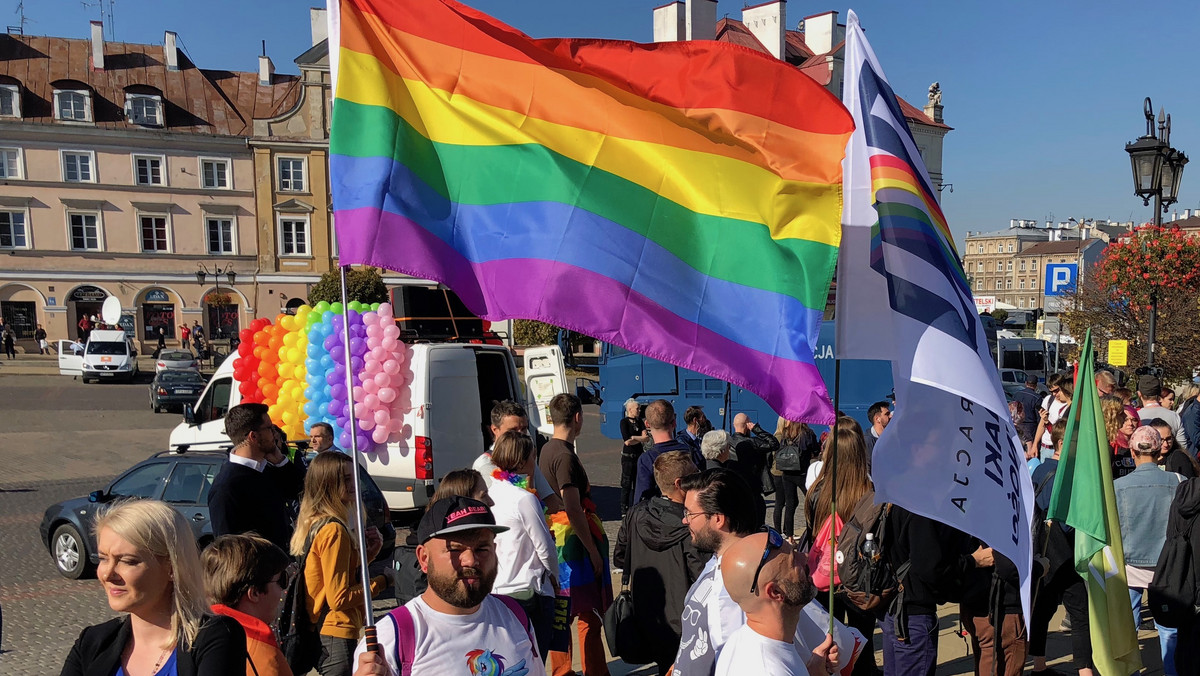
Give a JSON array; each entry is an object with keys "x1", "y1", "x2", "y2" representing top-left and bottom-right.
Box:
[
  {"x1": 59, "y1": 330, "x2": 140, "y2": 383},
  {"x1": 156, "y1": 350, "x2": 200, "y2": 373}
]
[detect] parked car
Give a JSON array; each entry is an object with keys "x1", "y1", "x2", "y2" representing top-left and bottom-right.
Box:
[
  {"x1": 156, "y1": 350, "x2": 200, "y2": 373},
  {"x1": 999, "y1": 368, "x2": 1029, "y2": 398},
  {"x1": 40, "y1": 447, "x2": 396, "y2": 579},
  {"x1": 150, "y1": 370, "x2": 207, "y2": 413}
]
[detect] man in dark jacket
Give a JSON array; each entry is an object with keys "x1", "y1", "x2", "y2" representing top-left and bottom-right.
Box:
[
  {"x1": 634, "y1": 400, "x2": 702, "y2": 503},
  {"x1": 1167, "y1": 478, "x2": 1200, "y2": 676},
  {"x1": 614, "y1": 450, "x2": 708, "y2": 675},
  {"x1": 729, "y1": 413, "x2": 779, "y2": 492},
  {"x1": 207, "y1": 403, "x2": 306, "y2": 552}
]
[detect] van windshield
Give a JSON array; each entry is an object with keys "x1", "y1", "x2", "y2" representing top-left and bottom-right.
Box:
[{"x1": 87, "y1": 341, "x2": 127, "y2": 355}]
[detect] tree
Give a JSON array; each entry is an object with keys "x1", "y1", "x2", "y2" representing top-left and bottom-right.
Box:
[
  {"x1": 308, "y1": 267, "x2": 390, "y2": 306},
  {"x1": 1062, "y1": 226, "x2": 1200, "y2": 381},
  {"x1": 991, "y1": 308, "x2": 1009, "y2": 325},
  {"x1": 513, "y1": 319, "x2": 560, "y2": 346}
]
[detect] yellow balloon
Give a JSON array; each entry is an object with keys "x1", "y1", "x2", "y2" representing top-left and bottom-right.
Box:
[
  {"x1": 277, "y1": 363, "x2": 294, "y2": 381},
  {"x1": 287, "y1": 347, "x2": 303, "y2": 364},
  {"x1": 280, "y1": 316, "x2": 296, "y2": 331}
]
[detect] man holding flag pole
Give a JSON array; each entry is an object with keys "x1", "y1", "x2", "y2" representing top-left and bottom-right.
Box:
[{"x1": 835, "y1": 9, "x2": 1034, "y2": 674}]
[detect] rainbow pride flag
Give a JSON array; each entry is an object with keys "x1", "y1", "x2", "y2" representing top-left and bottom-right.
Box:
[{"x1": 329, "y1": 0, "x2": 853, "y2": 422}]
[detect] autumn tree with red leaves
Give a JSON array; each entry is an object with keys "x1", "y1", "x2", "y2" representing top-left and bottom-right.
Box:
[{"x1": 1063, "y1": 225, "x2": 1200, "y2": 381}]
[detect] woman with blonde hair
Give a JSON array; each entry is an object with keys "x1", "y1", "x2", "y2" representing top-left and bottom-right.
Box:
[
  {"x1": 771, "y1": 417, "x2": 817, "y2": 536},
  {"x1": 1101, "y1": 394, "x2": 1138, "y2": 481},
  {"x1": 61, "y1": 499, "x2": 246, "y2": 675},
  {"x1": 1179, "y1": 383, "x2": 1200, "y2": 456},
  {"x1": 290, "y1": 452, "x2": 388, "y2": 676}
]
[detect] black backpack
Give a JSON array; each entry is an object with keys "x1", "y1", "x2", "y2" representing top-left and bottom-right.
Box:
[
  {"x1": 775, "y1": 439, "x2": 806, "y2": 472},
  {"x1": 1149, "y1": 491, "x2": 1200, "y2": 628},
  {"x1": 279, "y1": 517, "x2": 339, "y2": 674},
  {"x1": 834, "y1": 494, "x2": 906, "y2": 618}
]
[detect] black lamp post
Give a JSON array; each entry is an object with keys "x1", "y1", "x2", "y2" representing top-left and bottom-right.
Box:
[
  {"x1": 1125, "y1": 97, "x2": 1187, "y2": 367},
  {"x1": 196, "y1": 263, "x2": 238, "y2": 341}
]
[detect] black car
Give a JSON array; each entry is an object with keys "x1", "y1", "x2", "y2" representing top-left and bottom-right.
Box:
[
  {"x1": 40, "y1": 447, "x2": 396, "y2": 579},
  {"x1": 150, "y1": 369, "x2": 207, "y2": 413}
]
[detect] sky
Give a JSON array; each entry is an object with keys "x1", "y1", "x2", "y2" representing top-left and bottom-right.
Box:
[{"x1": 8, "y1": 0, "x2": 1200, "y2": 245}]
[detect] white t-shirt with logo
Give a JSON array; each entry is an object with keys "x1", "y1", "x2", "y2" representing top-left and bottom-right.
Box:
[
  {"x1": 356, "y1": 595, "x2": 546, "y2": 676},
  {"x1": 715, "y1": 624, "x2": 809, "y2": 675}
]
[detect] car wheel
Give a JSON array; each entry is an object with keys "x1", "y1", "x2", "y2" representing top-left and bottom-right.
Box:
[{"x1": 52, "y1": 523, "x2": 93, "y2": 579}]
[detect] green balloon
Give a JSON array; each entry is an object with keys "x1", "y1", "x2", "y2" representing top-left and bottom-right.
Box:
[
  {"x1": 330, "y1": 302, "x2": 344, "y2": 314},
  {"x1": 370, "y1": 302, "x2": 381, "y2": 311},
  {"x1": 314, "y1": 301, "x2": 330, "y2": 313}
]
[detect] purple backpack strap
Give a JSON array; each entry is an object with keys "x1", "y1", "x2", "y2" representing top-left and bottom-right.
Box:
[
  {"x1": 385, "y1": 605, "x2": 416, "y2": 676},
  {"x1": 493, "y1": 594, "x2": 539, "y2": 659}
]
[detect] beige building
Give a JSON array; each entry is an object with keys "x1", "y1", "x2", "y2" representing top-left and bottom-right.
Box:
[
  {"x1": 0, "y1": 23, "x2": 296, "y2": 351},
  {"x1": 962, "y1": 228, "x2": 1048, "y2": 307}
]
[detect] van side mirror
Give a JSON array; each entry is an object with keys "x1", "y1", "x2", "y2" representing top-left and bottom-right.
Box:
[
  {"x1": 183, "y1": 404, "x2": 196, "y2": 425},
  {"x1": 88, "y1": 490, "x2": 105, "y2": 503}
]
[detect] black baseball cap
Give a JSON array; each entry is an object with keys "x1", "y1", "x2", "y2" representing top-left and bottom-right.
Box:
[{"x1": 417, "y1": 496, "x2": 508, "y2": 544}]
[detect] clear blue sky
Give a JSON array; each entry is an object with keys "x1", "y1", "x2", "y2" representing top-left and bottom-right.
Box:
[{"x1": 10, "y1": 0, "x2": 1200, "y2": 244}]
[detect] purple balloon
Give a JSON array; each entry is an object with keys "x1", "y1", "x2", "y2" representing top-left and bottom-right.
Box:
[
  {"x1": 325, "y1": 371, "x2": 340, "y2": 386},
  {"x1": 349, "y1": 337, "x2": 366, "y2": 355},
  {"x1": 331, "y1": 384, "x2": 347, "y2": 401},
  {"x1": 338, "y1": 431, "x2": 352, "y2": 448},
  {"x1": 323, "y1": 335, "x2": 338, "y2": 351},
  {"x1": 350, "y1": 356, "x2": 365, "y2": 372}
]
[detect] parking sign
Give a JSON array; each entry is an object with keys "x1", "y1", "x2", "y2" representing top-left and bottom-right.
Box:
[{"x1": 1044, "y1": 263, "x2": 1078, "y2": 297}]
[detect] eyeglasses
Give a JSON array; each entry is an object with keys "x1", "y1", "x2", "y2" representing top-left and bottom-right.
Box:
[
  {"x1": 750, "y1": 526, "x2": 785, "y2": 595},
  {"x1": 682, "y1": 510, "x2": 712, "y2": 522},
  {"x1": 275, "y1": 563, "x2": 298, "y2": 589}
]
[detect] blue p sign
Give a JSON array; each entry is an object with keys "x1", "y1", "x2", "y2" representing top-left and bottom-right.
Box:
[{"x1": 1044, "y1": 263, "x2": 1077, "y2": 297}]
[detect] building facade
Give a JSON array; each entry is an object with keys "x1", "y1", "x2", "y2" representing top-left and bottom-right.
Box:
[
  {"x1": 0, "y1": 23, "x2": 297, "y2": 351},
  {"x1": 962, "y1": 228, "x2": 1049, "y2": 306},
  {"x1": 963, "y1": 224, "x2": 1107, "y2": 311}
]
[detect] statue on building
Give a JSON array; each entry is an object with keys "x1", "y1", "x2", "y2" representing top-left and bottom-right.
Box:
[{"x1": 928, "y1": 82, "x2": 942, "y2": 106}]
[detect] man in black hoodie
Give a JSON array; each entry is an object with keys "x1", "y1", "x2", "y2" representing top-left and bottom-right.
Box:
[
  {"x1": 1167, "y1": 477, "x2": 1200, "y2": 676},
  {"x1": 883, "y1": 506, "x2": 987, "y2": 676},
  {"x1": 613, "y1": 451, "x2": 709, "y2": 675}
]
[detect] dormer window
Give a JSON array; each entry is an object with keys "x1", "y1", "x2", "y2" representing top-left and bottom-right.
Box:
[
  {"x1": 126, "y1": 93, "x2": 162, "y2": 126},
  {"x1": 0, "y1": 84, "x2": 19, "y2": 118},
  {"x1": 54, "y1": 89, "x2": 92, "y2": 122}
]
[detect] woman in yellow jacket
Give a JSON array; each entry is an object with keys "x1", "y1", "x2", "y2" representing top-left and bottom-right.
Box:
[{"x1": 291, "y1": 451, "x2": 389, "y2": 676}]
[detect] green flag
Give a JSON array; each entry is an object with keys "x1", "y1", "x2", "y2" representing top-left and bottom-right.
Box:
[{"x1": 1046, "y1": 330, "x2": 1141, "y2": 675}]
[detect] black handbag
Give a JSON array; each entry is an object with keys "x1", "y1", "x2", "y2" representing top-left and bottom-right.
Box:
[{"x1": 603, "y1": 583, "x2": 651, "y2": 664}]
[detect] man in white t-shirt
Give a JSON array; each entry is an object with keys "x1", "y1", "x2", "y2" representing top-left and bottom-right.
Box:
[
  {"x1": 716, "y1": 530, "x2": 838, "y2": 676},
  {"x1": 671, "y1": 469, "x2": 862, "y2": 676},
  {"x1": 1137, "y1": 374, "x2": 1188, "y2": 448},
  {"x1": 472, "y1": 400, "x2": 564, "y2": 512},
  {"x1": 353, "y1": 496, "x2": 545, "y2": 676}
]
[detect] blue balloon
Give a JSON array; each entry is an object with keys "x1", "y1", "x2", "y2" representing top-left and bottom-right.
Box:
[
  {"x1": 320, "y1": 354, "x2": 334, "y2": 369},
  {"x1": 318, "y1": 402, "x2": 330, "y2": 417}
]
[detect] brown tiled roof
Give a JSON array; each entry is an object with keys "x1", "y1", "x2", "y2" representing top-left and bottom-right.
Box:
[
  {"x1": 1017, "y1": 240, "x2": 1100, "y2": 257},
  {"x1": 712, "y1": 18, "x2": 950, "y2": 130},
  {"x1": 0, "y1": 33, "x2": 300, "y2": 137}
]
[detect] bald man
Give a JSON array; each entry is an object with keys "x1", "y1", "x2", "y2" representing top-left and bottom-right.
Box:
[
  {"x1": 730, "y1": 413, "x2": 779, "y2": 491},
  {"x1": 715, "y1": 531, "x2": 838, "y2": 676}
]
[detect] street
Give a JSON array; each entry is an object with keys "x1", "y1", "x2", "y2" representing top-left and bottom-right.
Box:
[{"x1": 0, "y1": 372, "x2": 1113, "y2": 676}]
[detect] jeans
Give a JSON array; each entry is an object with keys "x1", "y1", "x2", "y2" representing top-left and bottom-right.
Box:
[
  {"x1": 772, "y1": 473, "x2": 806, "y2": 536},
  {"x1": 1130, "y1": 587, "x2": 1177, "y2": 676},
  {"x1": 317, "y1": 634, "x2": 356, "y2": 676},
  {"x1": 882, "y1": 612, "x2": 937, "y2": 676},
  {"x1": 619, "y1": 453, "x2": 639, "y2": 514}
]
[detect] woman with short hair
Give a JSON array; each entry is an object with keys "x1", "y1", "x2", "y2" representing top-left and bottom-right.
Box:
[{"x1": 60, "y1": 499, "x2": 247, "y2": 676}]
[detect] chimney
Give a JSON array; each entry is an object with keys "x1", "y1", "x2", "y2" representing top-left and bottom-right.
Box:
[
  {"x1": 803, "y1": 11, "x2": 840, "y2": 54},
  {"x1": 90, "y1": 20, "x2": 105, "y2": 70},
  {"x1": 163, "y1": 31, "x2": 179, "y2": 71},
  {"x1": 259, "y1": 54, "x2": 275, "y2": 86},
  {"x1": 743, "y1": 1, "x2": 786, "y2": 60},
  {"x1": 686, "y1": 0, "x2": 717, "y2": 41},
  {"x1": 652, "y1": 2, "x2": 686, "y2": 42},
  {"x1": 310, "y1": 8, "x2": 328, "y2": 47}
]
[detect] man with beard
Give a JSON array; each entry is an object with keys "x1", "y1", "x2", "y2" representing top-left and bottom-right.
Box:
[
  {"x1": 353, "y1": 496, "x2": 546, "y2": 675},
  {"x1": 716, "y1": 531, "x2": 838, "y2": 676},
  {"x1": 670, "y1": 469, "x2": 859, "y2": 676}
]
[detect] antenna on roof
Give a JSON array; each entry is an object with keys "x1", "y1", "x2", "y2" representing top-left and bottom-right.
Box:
[
  {"x1": 262, "y1": 39, "x2": 267, "y2": 57},
  {"x1": 10, "y1": 1, "x2": 30, "y2": 34},
  {"x1": 107, "y1": 0, "x2": 116, "y2": 41}
]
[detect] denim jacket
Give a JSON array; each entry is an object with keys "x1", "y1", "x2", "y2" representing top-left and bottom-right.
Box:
[{"x1": 1114, "y1": 463, "x2": 1184, "y2": 567}]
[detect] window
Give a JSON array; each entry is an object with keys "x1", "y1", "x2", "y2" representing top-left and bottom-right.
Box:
[
  {"x1": 975, "y1": 279, "x2": 981, "y2": 291},
  {"x1": 0, "y1": 85, "x2": 18, "y2": 118},
  {"x1": 279, "y1": 218, "x2": 310, "y2": 256},
  {"x1": 0, "y1": 210, "x2": 27, "y2": 248},
  {"x1": 1019, "y1": 280, "x2": 1025, "y2": 289},
  {"x1": 976, "y1": 262, "x2": 983, "y2": 272},
  {"x1": 0, "y1": 147, "x2": 20, "y2": 178},
  {"x1": 193, "y1": 377, "x2": 232, "y2": 425},
  {"x1": 1019, "y1": 299, "x2": 1025, "y2": 308},
  {"x1": 200, "y1": 158, "x2": 230, "y2": 189},
  {"x1": 1006, "y1": 280, "x2": 1012, "y2": 289},
  {"x1": 1031, "y1": 278, "x2": 1037, "y2": 289},
  {"x1": 1019, "y1": 260, "x2": 1026, "y2": 271},
  {"x1": 62, "y1": 151, "x2": 95, "y2": 182},
  {"x1": 54, "y1": 89, "x2": 91, "y2": 122},
  {"x1": 162, "y1": 462, "x2": 218, "y2": 505},
  {"x1": 133, "y1": 155, "x2": 165, "y2": 186},
  {"x1": 207, "y1": 218, "x2": 234, "y2": 254},
  {"x1": 109, "y1": 462, "x2": 170, "y2": 499},
  {"x1": 1007, "y1": 243, "x2": 1014, "y2": 252},
  {"x1": 277, "y1": 157, "x2": 306, "y2": 192},
  {"x1": 1006, "y1": 261, "x2": 1013, "y2": 271},
  {"x1": 1030, "y1": 297, "x2": 1036, "y2": 308},
  {"x1": 140, "y1": 215, "x2": 169, "y2": 252},
  {"x1": 69, "y1": 212, "x2": 101, "y2": 251},
  {"x1": 995, "y1": 280, "x2": 1002, "y2": 290},
  {"x1": 126, "y1": 94, "x2": 161, "y2": 126}
]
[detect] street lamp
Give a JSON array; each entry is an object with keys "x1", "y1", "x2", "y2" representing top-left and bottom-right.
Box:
[
  {"x1": 1125, "y1": 96, "x2": 1188, "y2": 367},
  {"x1": 196, "y1": 263, "x2": 238, "y2": 341}
]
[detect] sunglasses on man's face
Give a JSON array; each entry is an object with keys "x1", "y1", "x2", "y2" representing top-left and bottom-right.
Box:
[{"x1": 750, "y1": 526, "x2": 786, "y2": 595}]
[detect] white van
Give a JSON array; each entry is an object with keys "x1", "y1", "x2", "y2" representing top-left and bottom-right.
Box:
[
  {"x1": 59, "y1": 330, "x2": 140, "y2": 383},
  {"x1": 168, "y1": 343, "x2": 566, "y2": 515}
]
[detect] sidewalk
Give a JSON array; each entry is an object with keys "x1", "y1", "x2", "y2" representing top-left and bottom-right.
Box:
[{"x1": 0, "y1": 352, "x2": 215, "y2": 377}]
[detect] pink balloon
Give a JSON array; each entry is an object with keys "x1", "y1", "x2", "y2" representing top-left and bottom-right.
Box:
[
  {"x1": 378, "y1": 387, "x2": 396, "y2": 404},
  {"x1": 362, "y1": 378, "x2": 380, "y2": 395},
  {"x1": 382, "y1": 360, "x2": 400, "y2": 375},
  {"x1": 362, "y1": 312, "x2": 378, "y2": 326},
  {"x1": 387, "y1": 418, "x2": 404, "y2": 433},
  {"x1": 362, "y1": 361, "x2": 380, "y2": 376},
  {"x1": 378, "y1": 303, "x2": 392, "y2": 317},
  {"x1": 366, "y1": 324, "x2": 382, "y2": 338},
  {"x1": 372, "y1": 426, "x2": 390, "y2": 444},
  {"x1": 359, "y1": 417, "x2": 376, "y2": 431},
  {"x1": 383, "y1": 324, "x2": 400, "y2": 340},
  {"x1": 370, "y1": 346, "x2": 386, "y2": 361},
  {"x1": 373, "y1": 371, "x2": 390, "y2": 387},
  {"x1": 364, "y1": 393, "x2": 380, "y2": 410},
  {"x1": 374, "y1": 409, "x2": 390, "y2": 426},
  {"x1": 380, "y1": 337, "x2": 397, "y2": 352},
  {"x1": 352, "y1": 386, "x2": 365, "y2": 400}
]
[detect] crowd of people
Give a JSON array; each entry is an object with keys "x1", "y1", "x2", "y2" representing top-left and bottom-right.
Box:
[{"x1": 56, "y1": 369, "x2": 1200, "y2": 676}]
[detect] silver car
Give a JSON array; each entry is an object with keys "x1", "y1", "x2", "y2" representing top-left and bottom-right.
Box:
[{"x1": 155, "y1": 349, "x2": 200, "y2": 373}]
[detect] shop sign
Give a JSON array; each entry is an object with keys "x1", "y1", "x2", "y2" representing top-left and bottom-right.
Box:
[
  {"x1": 68, "y1": 285, "x2": 108, "y2": 302},
  {"x1": 145, "y1": 290, "x2": 170, "y2": 303}
]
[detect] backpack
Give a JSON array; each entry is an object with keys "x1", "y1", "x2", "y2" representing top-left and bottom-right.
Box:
[
  {"x1": 386, "y1": 595, "x2": 538, "y2": 675},
  {"x1": 279, "y1": 517, "x2": 339, "y2": 674},
  {"x1": 1149, "y1": 495, "x2": 1200, "y2": 628},
  {"x1": 774, "y1": 439, "x2": 806, "y2": 472},
  {"x1": 834, "y1": 494, "x2": 905, "y2": 617}
]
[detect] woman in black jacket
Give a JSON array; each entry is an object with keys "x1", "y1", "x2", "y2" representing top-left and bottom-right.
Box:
[{"x1": 60, "y1": 499, "x2": 246, "y2": 676}]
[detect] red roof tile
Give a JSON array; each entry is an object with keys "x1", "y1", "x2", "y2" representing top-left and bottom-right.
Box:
[{"x1": 0, "y1": 33, "x2": 300, "y2": 137}]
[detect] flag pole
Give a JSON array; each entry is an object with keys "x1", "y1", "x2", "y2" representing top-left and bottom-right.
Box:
[
  {"x1": 340, "y1": 264, "x2": 377, "y2": 646},
  {"x1": 827, "y1": 357, "x2": 841, "y2": 634}
]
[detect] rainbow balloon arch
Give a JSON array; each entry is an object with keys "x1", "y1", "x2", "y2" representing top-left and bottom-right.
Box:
[{"x1": 233, "y1": 300, "x2": 412, "y2": 454}]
